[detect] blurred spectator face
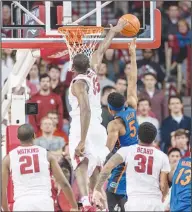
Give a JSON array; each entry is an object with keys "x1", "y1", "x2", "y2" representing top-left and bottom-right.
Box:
[
  {"x1": 168, "y1": 150, "x2": 181, "y2": 165},
  {"x1": 143, "y1": 74, "x2": 157, "y2": 90},
  {"x1": 98, "y1": 63, "x2": 107, "y2": 76},
  {"x1": 115, "y1": 78, "x2": 127, "y2": 95},
  {"x1": 101, "y1": 87, "x2": 116, "y2": 106},
  {"x1": 40, "y1": 76, "x2": 51, "y2": 91},
  {"x1": 169, "y1": 98, "x2": 183, "y2": 114},
  {"x1": 168, "y1": 6, "x2": 179, "y2": 19},
  {"x1": 47, "y1": 112, "x2": 58, "y2": 128},
  {"x1": 138, "y1": 100, "x2": 151, "y2": 116},
  {"x1": 3, "y1": 5, "x2": 11, "y2": 22},
  {"x1": 143, "y1": 50, "x2": 153, "y2": 60},
  {"x1": 41, "y1": 118, "x2": 54, "y2": 134},
  {"x1": 3, "y1": 49, "x2": 13, "y2": 55},
  {"x1": 178, "y1": 20, "x2": 189, "y2": 34},
  {"x1": 49, "y1": 67, "x2": 60, "y2": 81},
  {"x1": 29, "y1": 64, "x2": 39, "y2": 78},
  {"x1": 175, "y1": 135, "x2": 188, "y2": 150},
  {"x1": 124, "y1": 63, "x2": 131, "y2": 75}
]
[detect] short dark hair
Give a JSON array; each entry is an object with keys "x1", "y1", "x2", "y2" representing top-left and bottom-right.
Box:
[
  {"x1": 168, "y1": 95, "x2": 182, "y2": 104},
  {"x1": 48, "y1": 65, "x2": 60, "y2": 72},
  {"x1": 107, "y1": 92, "x2": 125, "y2": 111},
  {"x1": 39, "y1": 73, "x2": 51, "y2": 81},
  {"x1": 116, "y1": 76, "x2": 127, "y2": 83},
  {"x1": 17, "y1": 124, "x2": 34, "y2": 142},
  {"x1": 72, "y1": 53, "x2": 90, "y2": 73},
  {"x1": 102, "y1": 86, "x2": 115, "y2": 96},
  {"x1": 138, "y1": 98, "x2": 151, "y2": 107},
  {"x1": 143, "y1": 72, "x2": 157, "y2": 80},
  {"x1": 138, "y1": 122, "x2": 157, "y2": 144},
  {"x1": 168, "y1": 147, "x2": 181, "y2": 157},
  {"x1": 174, "y1": 129, "x2": 189, "y2": 138}
]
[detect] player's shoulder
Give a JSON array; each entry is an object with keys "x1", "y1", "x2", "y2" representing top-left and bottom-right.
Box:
[
  {"x1": 125, "y1": 106, "x2": 136, "y2": 112},
  {"x1": 154, "y1": 147, "x2": 168, "y2": 158}
]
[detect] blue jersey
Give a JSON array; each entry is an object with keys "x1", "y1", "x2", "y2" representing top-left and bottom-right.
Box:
[
  {"x1": 107, "y1": 107, "x2": 138, "y2": 195},
  {"x1": 170, "y1": 157, "x2": 191, "y2": 212}
]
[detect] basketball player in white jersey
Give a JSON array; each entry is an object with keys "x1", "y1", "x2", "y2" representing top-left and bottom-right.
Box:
[
  {"x1": 1, "y1": 124, "x2": 78, "y2": 212},
  {"x1": 93, "y1": 122, "x2": 170, "y2": 211},
  {"x1": 68, "y1": 19, "x2": 128, "y2": 211}
]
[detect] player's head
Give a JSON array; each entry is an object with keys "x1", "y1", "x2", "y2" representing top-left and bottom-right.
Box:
[
  {"x1": 138, "y1": 122, "x2": 157, "y2": 145},
  {"x1": 107, "y1": 92, "x2": 125, "y2": 115},
  {"x1": 17, "y1": 124, "x2": 35, "y2": 144},
  {"x1": 72, "y1": 53, "x2": 90, "y2": 74},
  {"x1": 168, "y1": 148, "x2": 181, "y2": 165}
]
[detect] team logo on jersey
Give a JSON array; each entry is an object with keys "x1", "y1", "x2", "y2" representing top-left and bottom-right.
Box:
[
  {"x1": 110, "y1": 182, "x2": 117, "y2": 188},
  {"x1": 50, "y1": 99, "x2": 55, "y2": 104}
]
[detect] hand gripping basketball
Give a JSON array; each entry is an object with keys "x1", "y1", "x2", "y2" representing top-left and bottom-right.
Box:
[{"x1": 110, "y1": 19, "x2": 128, "y2": 33}]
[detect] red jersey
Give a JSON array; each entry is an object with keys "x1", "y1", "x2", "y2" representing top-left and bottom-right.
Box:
[{"x1": 28, "y1": 92, "x2": 63, "y2": 133}]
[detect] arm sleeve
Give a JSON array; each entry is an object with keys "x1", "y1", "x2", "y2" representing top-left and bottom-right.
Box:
[
  {"x1": 117, "y1": 147, "x2": 129, "y2": 163},
  {"x1": 161, "y1": 154, "x2": 171, "y2": 172}
]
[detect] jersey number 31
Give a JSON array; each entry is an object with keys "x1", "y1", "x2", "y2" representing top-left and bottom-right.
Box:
[
  {"x1": 134, "y1": 154, "x2": 154, "y2": 175},
  {"x1": 19, "y1": 154, "x2": 40, "y2": 175}
]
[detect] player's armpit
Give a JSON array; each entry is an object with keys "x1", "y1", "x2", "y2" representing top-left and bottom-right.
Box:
[
  {"x1": 48, "y1": 153, "x2": 78, "y2": 209},
  {"x1": 2, "y1": 155, "x2": 10, "y2": 212},
  {"x1": 95, "y1": 153, "x2": 124, "y2": 191},
  {"x1": 106, "y1": 120, "x2": 120, "y2": 152},
  {"x1": 72, "y1": 80, "x2": 91, "y2": 144},
  {"x1": 160, "y1": 171, "x2": 169, "y2": 200}
]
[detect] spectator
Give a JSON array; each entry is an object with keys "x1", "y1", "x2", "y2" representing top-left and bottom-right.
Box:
[
  {"x1": 48, "y1": 65, "x2": 70, "y2": 121},
  {"x1": 1, "y1": 49, "x2": 16, "y2": 87},
  {"x1": 101, "y1": 86, "x2": 116, "y2": 129},
  {"x1": 139, "y1": 72, "x2": 168, "y2": 123},
  {"x1": 115, "y1": 77, "x2": 127, "y2": 96},
  {"x1": 168, "y1": 147, "x2": 182, "y2": 165},
  {"x1": 26, "y1": 80, "x2": 38, "y2": 97},
  {"x1": 27, "y1": 63, "x2": 40, "y2": 90},
  {"x1": 34, "y1": 117, "x2": 65, "y2": 153},
  {"x1": 167, "y1": 5, "x2": 180, "y2": 36},
  {"x1": 173, "y1": 129, "x2": 190, "y2": 157},
  {"x1": 36, "y1": 111, "x2": 69, "y2": 143},
  {"x1": 137, "y1": 49, "x2": 165, "y2": 89},
  {"x1": 137, "y1": 98, "x2": 160, "y2": 144},
  {"x1": 2, "y1": 5, "x2": 12, "y2": 38},
  {"x1": 97, "y1": 62, "x2": 115, "y2": 92},
  {"x1": 28, "y1": 74, "x2": 63, "y2": 133},
  {"x1": 160, "y1": 95, "x2": 191, "y2": 153}
]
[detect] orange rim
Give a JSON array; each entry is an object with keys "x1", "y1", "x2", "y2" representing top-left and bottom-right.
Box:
[{"x1": 58, "y1": 26, "x2": 104, "y2": 44}]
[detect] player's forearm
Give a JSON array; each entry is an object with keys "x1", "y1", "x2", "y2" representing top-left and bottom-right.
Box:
[
  {"x1": 160, "y1": 182, "x2": 169, "y2": 200},
  {"x1": 95, "y1": 169, "x2": 111, "y2": 191},
  {"x1": 127, "y1": 54, "x2": 137, "y2": 97},
  {"x1": 2, "y1": 194, "x2": 9, "y2": 211},
  {"x1": 60, "y1": 181, "x2": 78, "y2": 209},
  {"x1": 80, "y1": 108, "x2": 91, "y2": 143},
  {"x1": 97, "y1": 29, "x2": 117, "y2": 54}
]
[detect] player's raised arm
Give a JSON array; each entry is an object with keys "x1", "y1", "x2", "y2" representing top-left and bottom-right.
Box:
[
  {"x1": 2, "y1": 155, "x2": 10, "y2": 212},
  {"x1": 126, "y1": 38, "x2": 138, "y2": 109},
  {"x1": 48, "y1": 152, "x2": 78, "y2": 211},
  {"x1": 72, "y1": 80, "x2": 91, "y2": 157},
  {"x1": 90, "y1": 19, "x2": 127, "y2": 72}
]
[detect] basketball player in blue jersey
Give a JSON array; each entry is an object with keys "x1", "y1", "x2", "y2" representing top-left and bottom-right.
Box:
[
  {"x1": 169, "y1": 140, "x2": 191, "y2": 212},
  {"x1": 100, "y1": 38, "x2": 138, "y2": 211}
]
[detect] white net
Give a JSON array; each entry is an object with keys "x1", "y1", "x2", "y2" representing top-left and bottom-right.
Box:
[{"x1": 58, "y1": 26, "x2": 104, "y2": 65}]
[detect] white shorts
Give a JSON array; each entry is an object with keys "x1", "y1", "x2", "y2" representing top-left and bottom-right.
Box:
[
  {"x1": 13, "y1": 195, "x2": 54, "y2": 211},
  {"x1": 69, "y1": 122, "x2": 107, "y2": 177},
  {"x1": 124, "y1": 197, "x2": 164, "y2": 211}
]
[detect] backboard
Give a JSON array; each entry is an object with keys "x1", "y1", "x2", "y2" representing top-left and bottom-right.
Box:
[{"x1": 2, "y1": 1, "x2": 161, "y2": 60}]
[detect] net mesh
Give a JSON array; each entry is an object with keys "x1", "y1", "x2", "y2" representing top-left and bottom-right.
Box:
[{"x1": 58, "y1": 26, "x2": 104, "y2": 63}]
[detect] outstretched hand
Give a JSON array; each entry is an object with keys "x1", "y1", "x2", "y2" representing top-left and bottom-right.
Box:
[
  {"x1": 110, "y1": 18, "x2": 128, "y2": 33},
  {"x1": 128, "y1": 38, "x2": 136, "y2": 56}
]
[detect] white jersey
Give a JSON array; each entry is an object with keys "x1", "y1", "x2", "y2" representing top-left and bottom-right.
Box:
[
  {"x1": 68, "y1": 69, "x2": 102, "y2": 126},
  {"x1": 117, "y1": 144, "x2": 170, "y2": 199},
  {"x1": 9, "y1": 145, "x2": 52, "y2": 200}
]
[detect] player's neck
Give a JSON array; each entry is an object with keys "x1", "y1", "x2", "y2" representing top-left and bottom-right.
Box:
[
  {"x1": 139, "y1": 142, "x2": 153, "y2": 147},
  {"x1": 20, "y1": 142, "x2": 33, "y2": 147}
]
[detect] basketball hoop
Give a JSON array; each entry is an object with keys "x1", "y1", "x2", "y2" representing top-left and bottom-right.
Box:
[{"x1": 58, "y1": 26, "x2": 104, "y2": 62}]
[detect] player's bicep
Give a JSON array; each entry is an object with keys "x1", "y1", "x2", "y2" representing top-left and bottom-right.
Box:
[
  {"x1": 104, "y1": 153, "x2": 124, "y2": 172},
  {"x1": 126, "y1": 95, "x2": 138, "y2": 110},
  {"x1": 106, "y1": 122, "x2": 119, "y2": 151},
  {"x1": 2, "y1": 155, "x2": 10, "y2": 189}
]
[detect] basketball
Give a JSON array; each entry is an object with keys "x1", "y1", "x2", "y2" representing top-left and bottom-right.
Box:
[{"x1": 119, "y1": 14, "x2": 140, "y2": 37}]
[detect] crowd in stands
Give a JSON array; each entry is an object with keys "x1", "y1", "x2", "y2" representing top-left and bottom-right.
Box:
[{"x1": 1, "y1": 1, "x2": 191, "y2": 211}]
